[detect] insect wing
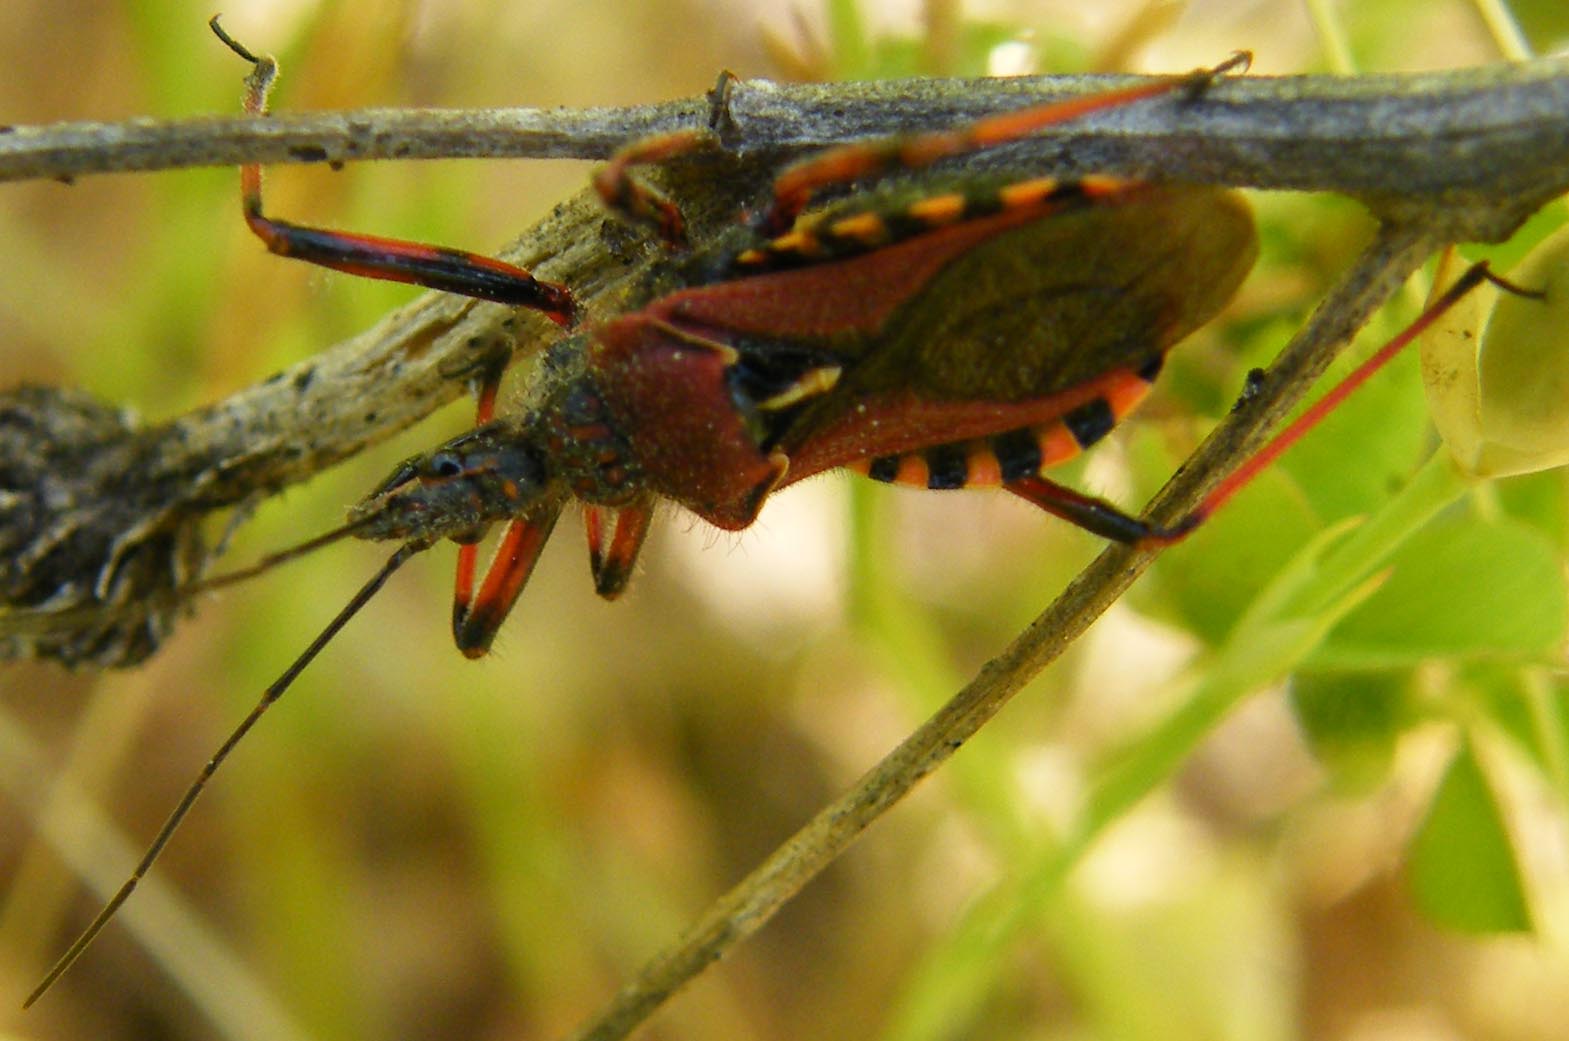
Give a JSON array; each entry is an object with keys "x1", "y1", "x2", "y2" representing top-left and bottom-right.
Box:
[
  {"x1": 652, "y1": 205, "x2": 1051, "y2": 341},
  {"x1": 777, "y1": 185, "x2": 1256, "y2": 478},
  {"x1": 862, "y1": 184, "x2": 1256, "y2": 403}
]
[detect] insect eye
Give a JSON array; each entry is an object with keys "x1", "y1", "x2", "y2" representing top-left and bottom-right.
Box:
[{"x1": 425, "y1": 452, "x2": 465, "y2": 480}]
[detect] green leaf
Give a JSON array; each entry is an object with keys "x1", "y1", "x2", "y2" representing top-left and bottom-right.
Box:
[
  {"x1": 1407, "y1": 740, "x2": 1533, "y2": 933},
  {"x1": 1289, "y1": 671, "x2": 1409, "y2": 789},
  {"x1": 1496, "y1": 468, "x2": 1569, "y2": 554},
  {"x1": 1308, "y1": 517, "x2": 1569, "y2": 669},
  {"x1": 1467, "y1": 667, "x2": 1569, "y2": 795},
  {"x1": 1139, "y1": 456, "x2": 1319, "y2": 645},
  {"x1": 1278, "y1": 344, "x2": 1432, "y2": 521}
]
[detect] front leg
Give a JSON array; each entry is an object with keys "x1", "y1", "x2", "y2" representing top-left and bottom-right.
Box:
[
  {"x1": 452, "y1": 506, "x2": 564, "y2": 658},
  {"x1": 584, "y1": 497, "x2": 656, "y2": 599},
  {"x1": 212, "y1": 18, "x2": 576, "y2": 324}
]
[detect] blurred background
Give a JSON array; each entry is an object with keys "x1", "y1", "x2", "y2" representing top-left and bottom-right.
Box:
[{"x1": 3, "y1": 2, "x2": 1569, "y2": 1040}]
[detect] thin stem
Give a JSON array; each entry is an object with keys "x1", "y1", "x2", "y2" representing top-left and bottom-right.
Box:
[
  {"x1": 1471, "y1": 0, "x2": 1535, "y2": 60},
  {"x1": 1305, "y1": 0, "x2": 1357, "y2": 74}
]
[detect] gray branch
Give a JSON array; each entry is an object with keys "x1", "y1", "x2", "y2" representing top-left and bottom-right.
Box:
[{"x1": 3, "y1": 59, "x2": 1568, "y2": 234}]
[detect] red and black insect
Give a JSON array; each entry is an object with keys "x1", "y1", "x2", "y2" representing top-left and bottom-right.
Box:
[
  {"x1": 26, "y1": 21, "x2": 1513, "y2": 1004},
  {"x1": 220, "y1": 27, "x2": 1258, "y2": 659}
]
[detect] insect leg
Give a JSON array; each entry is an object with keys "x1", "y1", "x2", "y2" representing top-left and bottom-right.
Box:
[
  {"x1": 451, "y1": 359, "x2": 513, "y2": 635},
  {"x1": 1145, "y1": 260, "x2": 1530, "y2": 546},
  {"x1": 761, "y1": 52, "x2": 1249, "y2": 232},
  {"x1": 592, "y1": 130, "x2": 712, "y2": 248},
  {"x1": 210, "y1": 17, "x2": 575, "y2": 324},
  {"x1": 1005, "y1": 475, "x2": 1170, "y2": 543},
  {"x1": 1000, "y1": 261, "x2": 1530, "y2": 547},
  {"x1": 1002, "y1": 263, "x2": 1528, "y2": 546},
  {"x1": 452, "y1": 505, "x2": 564, "y2": 658},
  {"x1": 585, "y1": 497, "x2": 656, "y2": 599},
  {"x1": 897, "y1": 262, "x2": 1521, "y2": 547}
]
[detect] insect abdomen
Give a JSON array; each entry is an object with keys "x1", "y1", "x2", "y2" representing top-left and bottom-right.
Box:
[{"x1": 848, "y1": 362, "x2": 1157, "y2": 490}]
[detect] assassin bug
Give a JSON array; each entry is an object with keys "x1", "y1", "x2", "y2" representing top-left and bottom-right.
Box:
[
  {"x1": 24, "y1": 20, "x2": 1526, "y2": 1005},
  {"x1": 202, "y1": 21, "x2": 1262, "y2": 664}
]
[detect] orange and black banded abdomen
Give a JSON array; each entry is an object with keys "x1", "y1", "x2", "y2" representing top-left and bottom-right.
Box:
[{"x1": 847, "y1": 357, "x2": 1160, "y2": 491}]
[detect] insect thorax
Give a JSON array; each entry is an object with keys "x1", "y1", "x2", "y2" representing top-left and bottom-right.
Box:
[{"x1": 527, "y1": 342, "x2": 649, "y2": 508}]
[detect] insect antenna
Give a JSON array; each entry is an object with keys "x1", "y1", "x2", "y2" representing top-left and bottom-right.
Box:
[
  {"x1": 23, "y1": 537, "x2": 435, "y2": 1008},
  {"x1": 187, "y1": 515, "x2": 378, "y2": 596}
]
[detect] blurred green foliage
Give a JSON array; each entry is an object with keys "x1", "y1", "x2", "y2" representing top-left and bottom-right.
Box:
[{"x1": 2, "y1": 2, "x2": 1568, "y2": 1041}]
